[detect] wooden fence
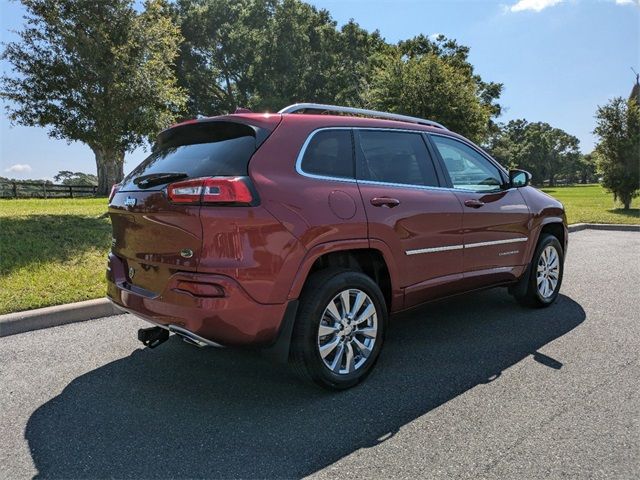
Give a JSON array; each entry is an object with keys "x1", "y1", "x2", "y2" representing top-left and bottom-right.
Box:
[{"x1": 0, "y1": 181, "x2": 99, "y2": 199}]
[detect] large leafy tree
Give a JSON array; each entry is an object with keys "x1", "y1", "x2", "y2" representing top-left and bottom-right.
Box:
[
  {"x1": 1, "y1": 0, "x2": 186, "y2": 195},
  {"x1": 488, "y1": 120, "x2": 580, "y2": 186},
  {"x1": 364, "y1": 35, "x2": 502, "y2": 144},
  {"x1": 175, "y1": 0, "x2": 384, "y2": 116},
  {"x1": 592, "y1": 85, "x2": 640, "y2": 210}
]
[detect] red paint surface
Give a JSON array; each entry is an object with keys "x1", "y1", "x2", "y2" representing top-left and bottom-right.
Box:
[{"x1": 107, "y1": 113, "x2": 567, "y2": 346}]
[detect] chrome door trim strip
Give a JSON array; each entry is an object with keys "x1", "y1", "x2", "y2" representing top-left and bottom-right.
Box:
[
  {"x1": 406, "y1": 244, "x2": 464, "y2": 255},
  {"x1": 405, "y1": 237, "x2": 528, "y2": 255},
  {"x1": 464, "y1": 237, "x2": 528, "y2": 249}
]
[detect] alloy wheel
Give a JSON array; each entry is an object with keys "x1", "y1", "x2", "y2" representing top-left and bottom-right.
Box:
[
  {"x1": 536, "y1": 245, "x2": 560, "y2": 298},
  {"x1": 316, "y1": 289, "x2": 378, "y2": 375}
]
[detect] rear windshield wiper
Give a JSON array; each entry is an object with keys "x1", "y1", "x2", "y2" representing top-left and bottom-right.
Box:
[{"x1": 133, "y1": 172, "x2": 188, "y2": 189}]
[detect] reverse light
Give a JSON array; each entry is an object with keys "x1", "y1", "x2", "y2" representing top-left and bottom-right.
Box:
[
  {"x1": 167, "y1": 176, "x2": 254, "y2": 205},
  {"x1": 108, "y1": 183, "x2": 120, "y2": 202}
]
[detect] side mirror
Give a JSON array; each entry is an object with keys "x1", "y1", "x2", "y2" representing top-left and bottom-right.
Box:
[{"x1": 509, "y1": 169, "x2": 531, "y2": 188}]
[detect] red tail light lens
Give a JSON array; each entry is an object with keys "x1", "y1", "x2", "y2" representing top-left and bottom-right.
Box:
[
  {"x1": 108, "y1": 183, "x2": 120, "y2": 202},
  {"x1": 167, "y1": 177, "x2": 254, "y2": 205}
]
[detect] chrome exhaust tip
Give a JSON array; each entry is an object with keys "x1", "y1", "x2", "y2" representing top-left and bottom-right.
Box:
[{"x1": 168, "y1": 325, "x2": 224, "y2": 348}]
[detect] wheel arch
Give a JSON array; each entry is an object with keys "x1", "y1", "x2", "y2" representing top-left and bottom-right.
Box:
[
  {"x1": 525, "y1": 217, "x2": 568, "y2": 266},
  {"x1": 287, "y1": 240, "x2": 403, "y2": 312}
]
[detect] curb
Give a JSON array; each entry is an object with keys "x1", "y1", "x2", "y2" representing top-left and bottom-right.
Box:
[
  {"x1": 567, "y1": 223, "x2": 640, "y2": 233},
  {"x1": 0, "y1": 298, "x2": 123, "y2": 338},
  {"x1": 1, "y1": 223, "x2": 638, "y2": 339}
]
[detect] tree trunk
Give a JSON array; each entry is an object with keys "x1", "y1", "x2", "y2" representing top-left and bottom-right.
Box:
[
  {"x1": 622, "y1": 195, "x2": 632, "y2": 210},
  {"x1": 93, "y1": 147, "x2": 125, "y2": 196}
]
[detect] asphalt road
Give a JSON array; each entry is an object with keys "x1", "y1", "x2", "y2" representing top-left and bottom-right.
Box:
[{"x1": 1, "y1": 230, "x2": 639, "y2": 479}]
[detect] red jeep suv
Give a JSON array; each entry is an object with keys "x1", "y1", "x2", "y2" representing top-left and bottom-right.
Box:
[{"x1": 107, "y1": 103, "x2": 567, "y2": 389}]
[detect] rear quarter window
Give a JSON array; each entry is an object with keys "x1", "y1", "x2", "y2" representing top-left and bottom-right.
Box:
[{"x1": 300, "y1": 130, "x2": 354, "y2": 179}]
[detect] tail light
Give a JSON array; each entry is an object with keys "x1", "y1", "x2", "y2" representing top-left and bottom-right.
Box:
[
  {"x1": 108, "y1": 183, "x2": 120, "y2": 202},
  {"x1": 167, "y1": 176, "x2": 254, "y2": 205}
]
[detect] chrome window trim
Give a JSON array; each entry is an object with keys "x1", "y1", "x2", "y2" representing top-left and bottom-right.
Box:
[
  {"x1": 294, "y1": 127, "x2": 356, "y2": 183},
  {"x1": 405, "y1": 236, "x2": 528, "y2": 256},
  {"x1": 295, "y1": 126, "x2": 450, "y2": 190}
]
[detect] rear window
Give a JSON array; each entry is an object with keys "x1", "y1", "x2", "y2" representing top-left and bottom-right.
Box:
[
  {"x1": 300, "y1": 130, "x2": 354, "y2": 179},
  {"x1": 120, "y1": 122, "x2": 257, "y2": 190}
]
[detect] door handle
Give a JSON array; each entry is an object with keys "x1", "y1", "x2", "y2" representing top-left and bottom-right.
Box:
[
  {"x1": 464, "y1": 199, "x2": 485, "y2": 208},
  {"x1": 370, "y1": 197, "x2": 401, "y2": 208}
]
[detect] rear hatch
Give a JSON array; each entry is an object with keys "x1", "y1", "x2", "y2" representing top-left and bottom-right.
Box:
[{"x1": 109, "y1": 115, "x2": 281, "y2": 295}]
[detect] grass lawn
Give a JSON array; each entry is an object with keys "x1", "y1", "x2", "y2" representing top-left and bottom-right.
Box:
[
  {"x1": 541, "y1": 184, "x2": 639, "y2": 225},
  {"x1": 0, "y1": 184, "x2": 637, "y2": 315},
  {"x1": 0, "y1": 198, "x2": 111, "y2": 315}
]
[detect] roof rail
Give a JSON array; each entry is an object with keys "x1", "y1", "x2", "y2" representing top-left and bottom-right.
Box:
[{"x1": 277, "y1": 103, "x2": 447, "y2": 130}]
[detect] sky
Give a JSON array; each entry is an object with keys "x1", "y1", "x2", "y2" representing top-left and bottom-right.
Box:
[{"x1": 0, "y1": 0, "x2": 638, "y2": 180}]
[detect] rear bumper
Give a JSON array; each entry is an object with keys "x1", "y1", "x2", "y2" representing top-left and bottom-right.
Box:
[{"x1": 106, "y1": 253, "x2": 288, "y2": 346}]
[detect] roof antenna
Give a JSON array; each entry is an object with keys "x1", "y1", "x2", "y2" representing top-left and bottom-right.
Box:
[{"x1": 632, "y1": 67, "x2": 639, "y2": 85}]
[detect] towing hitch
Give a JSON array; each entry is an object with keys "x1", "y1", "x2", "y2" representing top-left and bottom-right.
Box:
[{"x1": 138, "y1": 326, "x2": 169, "y2": 348}]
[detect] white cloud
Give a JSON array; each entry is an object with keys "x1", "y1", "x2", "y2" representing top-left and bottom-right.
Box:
[
  {"x1": 510, "y1": 0, "x2": 564, "y2": 12},
  {"x1": 615, "y1": 0, "x2": 639, "y2": 6},
  {"x1": 5, "y1": 163, "x2": 33, "y2": 174}
]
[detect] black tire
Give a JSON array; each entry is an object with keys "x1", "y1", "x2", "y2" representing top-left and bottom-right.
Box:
[
  {"x1": 290, "y1": 268, "x2": 387, "y2": 390},
  {"x1": 511, "y1": 234, "x2": 564, "y2": 308}
]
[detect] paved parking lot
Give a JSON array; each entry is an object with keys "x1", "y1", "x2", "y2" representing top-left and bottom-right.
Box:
[{"x1": 1, "y1": 230, "x2": 639, "y2": 479}]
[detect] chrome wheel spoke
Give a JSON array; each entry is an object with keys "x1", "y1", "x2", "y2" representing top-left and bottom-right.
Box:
[
  {"x1": 350, "y1": 291, "x2": 366, "y2": 317},
  {"x1": 344, "y1": 343, "x2": 355, "y2": 373},
  {"x1": 356, "y1": 326, "x2": 377, "y2": 338},
  {"x1": 326, "y1": 301, "x2": 341, "y2": 322},
  {"x1": 318, "y1": 324, "x2": 339, "y2": 337},
  {"x1": 352, "y1": 337, "x2": 371, "y2": 357},
  {"x1": 330, "y1": 344, "x2": 345, "y2": 372},
  {"x1": 353, "y1": 303, "x2": 375, "y2": 326},
  {"x1": 319, "y1": 337, "x2": 340, "y2": 359},
  {"x1": 339, "y1": 291, "x2": 351, "y2": 317}
]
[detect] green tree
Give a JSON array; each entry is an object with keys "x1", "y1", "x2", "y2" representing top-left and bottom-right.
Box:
[
  {"x1": 54, "y1": 171, "x2": 98, "y2": 186},
  {"x1": 578, "y1": 154, "x2": 598, "y2": 184},
  {"x1": 364, "y1": 50, "x2": 496, "y2": 143},
  {"x1": 175, "y1": 0, "x2": 384, "y2": 116},
  {"x1": 397, "y1": 34, "x2": 503, "y2": 125},
  {"x1": 488, "y1": 120, "x2": 580, "y2": 185},
  {"x1": 1, "y1": 0, "x2": 186, "y2": 195},
  {"x1": 593, "y1": 91, "x2": 640, "y2": 209}
]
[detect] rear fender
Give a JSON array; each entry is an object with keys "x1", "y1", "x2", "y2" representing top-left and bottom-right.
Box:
[{"x1": 287, "y1": 239, "x2": 403, "y2": 311}]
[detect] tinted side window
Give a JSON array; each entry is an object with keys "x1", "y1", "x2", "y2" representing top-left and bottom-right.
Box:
[
  {"x1": 357, "y1": 130, "x2": 439, "y2": 187},
  {"x1": 431, "y1": 135, "x2": 503, "y2": 192},
  {"x1": 300, "y1": 130, "x2": 354, "y2": 178}
]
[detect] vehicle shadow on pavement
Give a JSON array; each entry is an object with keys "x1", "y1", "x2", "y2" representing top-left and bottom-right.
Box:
[{"x1": 25, "y1": 290, "x2": 585, "y2": 479}]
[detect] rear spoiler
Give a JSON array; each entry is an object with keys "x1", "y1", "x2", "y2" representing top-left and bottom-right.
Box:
[{"x1": 157, "y1": 114, "x2": 283, "y2": 150}]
